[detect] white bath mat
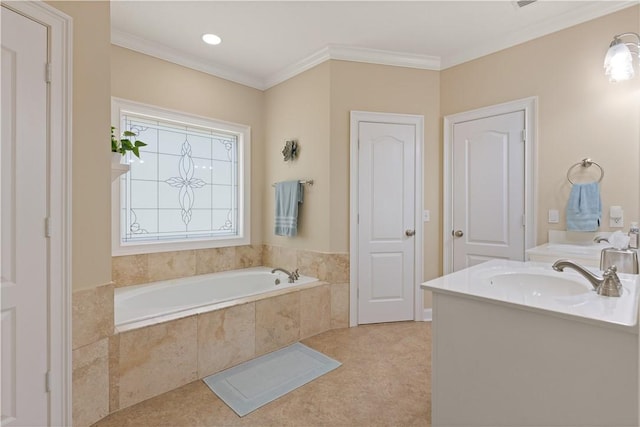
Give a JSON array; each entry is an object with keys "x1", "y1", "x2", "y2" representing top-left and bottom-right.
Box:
[{"x1": 203, "y1": 342, "x2": 341, "y2": 417}]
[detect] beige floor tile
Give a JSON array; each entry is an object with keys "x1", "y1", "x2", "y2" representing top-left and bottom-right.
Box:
[{"x1": 93, "y1": 321, "x2": 431, "y2": 427}]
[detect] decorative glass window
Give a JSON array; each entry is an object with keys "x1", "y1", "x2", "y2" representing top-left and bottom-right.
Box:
[{"x1": 112, "y1": 98, "x2": 250, "y2": 255}]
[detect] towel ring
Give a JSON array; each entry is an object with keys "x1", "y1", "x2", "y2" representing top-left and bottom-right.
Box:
[{"x1": 566, "y1": 158, "x2": 604, "y2": 184}]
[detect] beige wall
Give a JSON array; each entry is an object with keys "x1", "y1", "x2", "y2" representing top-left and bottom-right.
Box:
[
  {"x1": 111, "y1": 45, "x2": 265, "y2": 245},
  {"x1": 263, "y1": 62, "x2": 332, "y2": 250},
  {"x1": 263, "y1": 60, "x2": 441, "y2": 286},
  {"x1": 441, "y1": 6, "x2": 640, "y2": 246},
  {"x1": 329, "y1": 60, "x2": 441, "y2": 284},
  {"x1": 48, "y1": 1, "x2": 112, "y2": 291}
]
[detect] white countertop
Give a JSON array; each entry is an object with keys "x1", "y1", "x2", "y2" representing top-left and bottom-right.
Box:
[
  {"x1": 526, "y1": 242, "x2": 610, "y2": 259},
  {"x1": 422, "y1": 259, "x2": 640, "y2": 329}
]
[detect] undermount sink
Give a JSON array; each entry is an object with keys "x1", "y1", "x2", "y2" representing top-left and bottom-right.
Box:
[{"x1": 486, "y1": 272, "x2": 591, "y2": 297}]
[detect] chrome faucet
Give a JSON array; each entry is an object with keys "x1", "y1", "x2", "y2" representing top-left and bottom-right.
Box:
[
  {"x1": 594, "y1": 236, "x2": 609, "y2": 243},
  {"x1": 552, "y1": 259, "x2": 622, "y2": 297},
  {"x1": 271, "y1": 267, "x2": 299, "y2": 283}
]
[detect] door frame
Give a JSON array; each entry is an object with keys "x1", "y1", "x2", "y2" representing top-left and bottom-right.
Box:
[
  {"x1": 349, "y1": 111, "x2": 424, "y2": 327},
  {"x1": 2, "y1": 2, "x2": 73, "y2": 424},
  {"x1": 443, "y1": 97, "x2": 537, "y2": 274}
]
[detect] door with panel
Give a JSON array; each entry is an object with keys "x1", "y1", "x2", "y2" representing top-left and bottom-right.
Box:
[
  {"x1": 1, "y1": 6, "x2": 50, "y2": 426},
  {"x1": 357, "y1": 121, "x2": 416, "y2": 324},
  {"x1": 452, "y1": 111, "x2": 526, "y2": 271}
]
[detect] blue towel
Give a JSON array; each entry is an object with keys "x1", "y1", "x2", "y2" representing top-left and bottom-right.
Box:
[
  {"x1": 274, "y1": 181, "x2": 303, "y2": 237},
  {"x1": 566, "y1": 182, "x2": 601, "y2": 232}
]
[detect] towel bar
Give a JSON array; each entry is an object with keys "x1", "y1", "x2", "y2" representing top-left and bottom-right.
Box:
[
  {"x1": 272, "y1": 180, "x2": 314, "y2": 187},
  {"x1": 566, "y1": 158, "x2": 604, "y2": 184}
]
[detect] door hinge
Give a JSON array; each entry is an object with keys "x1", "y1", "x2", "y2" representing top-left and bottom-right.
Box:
[
  {"x1": 521, "y1": 129, "x2": 526, "y2": 143},
  {"x1": 357, "y1": 214, "x2": 359, "y2": 224},
  {"x1": 45, "y1": 63, "x2": 52, "y2": 84},
  {"x1": 522, "y1": 214, "x2": 526, "y2": 227},
  {"x1": 44, "y1": 217, "x2": 51, "y2": 238},
  {"x1": 45, "y1": 371, "x2": 50, "y2": 393}
]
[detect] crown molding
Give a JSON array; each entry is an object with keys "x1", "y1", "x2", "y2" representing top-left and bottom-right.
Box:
[
  {"x1": 112, "y1": 1, "x2": 637, "y2": 90},
  {"x1": 264, "y1": 45, "x2": 440, "y2": 89},
  {"x1": 263, "y1": 46, "x2": 332, "y2": 89},
  {"x1": 111, "y1": 29, "x2": 265, "y2": 90},
  {"x1": 440, "y1": 0, "x2": 638, "y2": 69},
  {"x1": 112, "y1": 29, "x2": 442, "y2": 91}
]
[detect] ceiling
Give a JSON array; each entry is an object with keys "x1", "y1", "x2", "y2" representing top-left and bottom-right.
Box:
[{"x1": 111, "y1": 1, "x2": 637, "y2": 90}]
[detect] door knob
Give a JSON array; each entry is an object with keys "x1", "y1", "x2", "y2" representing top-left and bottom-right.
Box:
[
  {"x1": 405, "y1": 229, "x2": 415, "y2": 237},
  {"x1": 453, "y1": 230, "x2": 464, "y2": 237}
]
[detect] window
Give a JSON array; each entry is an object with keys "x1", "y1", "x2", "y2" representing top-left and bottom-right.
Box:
[{"x1": 112, "y1": 98, "x2": 250, "y2": 255}]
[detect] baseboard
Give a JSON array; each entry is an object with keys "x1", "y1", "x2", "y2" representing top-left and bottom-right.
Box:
[{"x1": 423, "y1": 308, "x2": 432, "y2": 322}]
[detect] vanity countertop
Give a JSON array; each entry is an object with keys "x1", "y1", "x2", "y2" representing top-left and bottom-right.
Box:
[
  {"x1": 525, "y1": 241, "x2": 611, "y2": 260},
  {"x1": 422, "y1": 259, "x2": 640, "y2": 329}
]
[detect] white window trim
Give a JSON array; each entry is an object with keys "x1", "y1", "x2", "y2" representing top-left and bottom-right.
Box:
[{"x1": 111, "y1": 97, "x2": 251, "y2": 256}]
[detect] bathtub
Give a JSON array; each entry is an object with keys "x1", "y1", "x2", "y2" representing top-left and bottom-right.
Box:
[{"x1": 115, "y1": 266, "x2": 318, "y2": 331}]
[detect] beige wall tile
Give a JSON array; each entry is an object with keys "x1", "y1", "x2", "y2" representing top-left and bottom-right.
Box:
[
  {"x1": 255, "y1": 292, "x2": 300, "y2": 355},
  {"x1": 235, "y1": 244, "x2": 263, "y2": 269},
  {"x1": 297, "y1": 249, "x2": 322, "y2": 279},
  {"x1": 331, "y1": 282, "x2": 350, "y2": 329},
  {"x1": 300, "y1": 284, "x2": 331, "y2": 339},
  {"x1": 195, "y1": 247, "x2": 235, "y2": 275},
  {"x1": 72, "y1": 283, "x2": 114, "y2": 350},
  {"x1": 118, "y1": 316, "x2": 198, "y2": 409},
  {"x1": 72, "y1": 339, "x2": 110, "y2": 427},
  {"x1": 263, "y1": 244, "x2": 298, "y2": 270},
  {"x1": 147, "y1": 250, "x2": 196, "y2": 282},
  {"x1": 325, "y1": 253, "x2": 349, "y2": 283},
  {"x1": 112, "y1": 254, "x2": 149, "y2": 287},
  {"x1": 262, "y1": 244, "x2": 276, "y2": 267},
  {"x1": 197, "y1": 303, "x2": 256, "y2": 378},
  {"x1": 109, "y1": 334, "x2": 120, "y2": 413}
]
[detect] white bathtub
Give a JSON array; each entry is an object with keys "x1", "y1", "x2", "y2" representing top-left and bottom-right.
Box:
[{"x1": 115, "y1": 267, "x2": 318, "y2": 331}]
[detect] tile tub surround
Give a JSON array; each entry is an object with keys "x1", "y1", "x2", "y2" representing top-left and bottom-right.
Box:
[
  {"x1": 112, "y1": 245, "x2": 348, "y2": 288},
  {"x1": 72, "y1": 283, "x2": 114, "y2": 427},
  {"x1": 112, "y1": 245, "x2": 263, "y2": 287},
  {"x1": 110, "y1": 281, "x2": 342, "y2": 412}
]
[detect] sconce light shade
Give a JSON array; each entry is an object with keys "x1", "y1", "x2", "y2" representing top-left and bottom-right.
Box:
[
  {"x1": 604, "y1": 41, "x2": 634, "y2": 82},
  {"x1": 604, "y1": 33, "x2": 640, "y2": 82}
]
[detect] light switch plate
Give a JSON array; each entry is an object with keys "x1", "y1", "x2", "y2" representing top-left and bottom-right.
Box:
[
  {"x1": 423, "y1": 210, "x2": 430, "y2": 222},
  {"x1": 548, "y1": 209, "x2": 559, "y2": 224}
]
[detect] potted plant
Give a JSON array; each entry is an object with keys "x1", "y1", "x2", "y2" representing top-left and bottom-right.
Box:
[{"x1": 111, "y1": 126, "x2": 147, "y2": 163}]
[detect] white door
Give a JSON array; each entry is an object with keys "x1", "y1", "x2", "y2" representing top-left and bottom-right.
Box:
[
  {"x1": 357, "y1": 121, "x2": 416, "y2": 324},
  {"x1": 1, "y1": 7, "x2": 50, "y2": 426},
  {"x1": 452, "y1": 111, "x2": 525, "y2": 271}
]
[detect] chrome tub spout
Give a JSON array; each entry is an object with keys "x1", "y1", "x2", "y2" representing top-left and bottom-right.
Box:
[{"x1": 271, "y1": 267, "x2": 299, "y2": 283}]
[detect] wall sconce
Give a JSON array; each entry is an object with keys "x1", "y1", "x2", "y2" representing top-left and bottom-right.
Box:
[{"x1": 604, "y1": 32, "x2": 640, "y2": 82}]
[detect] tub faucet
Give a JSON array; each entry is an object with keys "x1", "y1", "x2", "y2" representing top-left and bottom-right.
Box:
[
  {"x1": 594, "y1": 236, "x2": 609, "y2": 243},
  {"x1": 552, "y1": 259, "x2": 622, "y2": 297},
  {"x1": 271, "y1": 267, "x2": 299, "y2": 283}
]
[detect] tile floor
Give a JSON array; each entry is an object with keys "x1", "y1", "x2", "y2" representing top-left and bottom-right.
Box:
[{"x1": 93, "y1": 321, "x2": 431, "y2": 427}]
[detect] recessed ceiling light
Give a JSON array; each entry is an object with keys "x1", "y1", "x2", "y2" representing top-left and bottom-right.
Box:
[{"x1": 202, "y1": 33, "x2": 222, "y2": 46}]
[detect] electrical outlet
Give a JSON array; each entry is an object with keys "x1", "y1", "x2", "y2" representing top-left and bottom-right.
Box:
[
  {"x1": 548, "y1": 209, "x2": 559, "y2": 224},
  {"x1": 610, "y1": 206, "x2": 624, "y2": 228}
]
